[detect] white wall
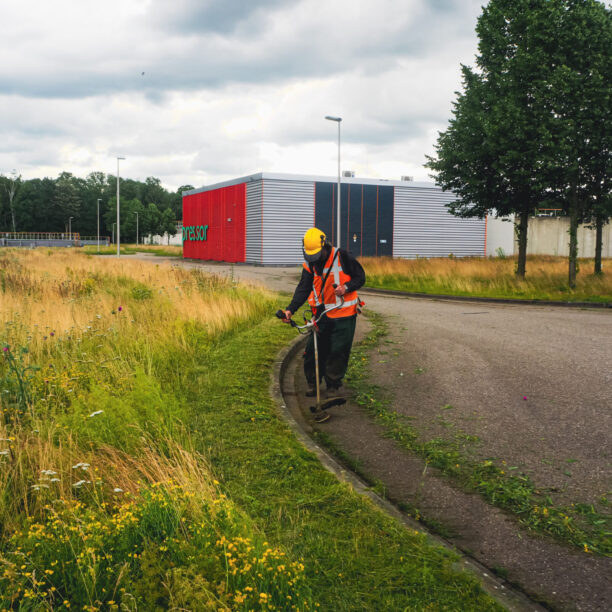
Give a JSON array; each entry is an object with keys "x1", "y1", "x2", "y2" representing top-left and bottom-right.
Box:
[
  {"x1": 486, "y1": 214, "x2": 515, "y2": 257},
  {"x1": 143, "y1": 231, "x2": 182, "y2": 246},
  {"x1": 526, "y1": 217, "x2": 611, "y2": 258},
  {"x1": 485, "y1": 215, "x2": 611, "y2": 258}
]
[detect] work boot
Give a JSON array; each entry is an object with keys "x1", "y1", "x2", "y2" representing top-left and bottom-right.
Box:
[{"x1": 325, "y1": 384, "x2": 345, "y2": 400}]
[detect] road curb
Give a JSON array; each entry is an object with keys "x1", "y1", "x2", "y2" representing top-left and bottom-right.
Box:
[
  {"x1": 270, "y1": 335, "x2": 545, "y2": 612},
  {"x1": 360, "y1": 287, "x2": 611, "y2": 309}
]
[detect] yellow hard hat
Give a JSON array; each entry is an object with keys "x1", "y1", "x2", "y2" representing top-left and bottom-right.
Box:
[{"x1": 302, "y1": 227, "x2": 326, "y2": 262}]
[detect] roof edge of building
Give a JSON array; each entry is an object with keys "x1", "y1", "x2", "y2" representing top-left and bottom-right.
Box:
[{"x1": 183, "y1": 172, "x2": 438, "y2": 196}]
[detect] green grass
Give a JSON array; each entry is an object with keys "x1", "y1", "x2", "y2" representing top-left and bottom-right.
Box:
[
  {"x1": 0, "y1": 251, "x2": 504, "y2": 611},
  {"x1": 178, "y1": 317, "x2": 504, "y2": 611},
  {"x1": 345, "y1": 312, "x2": 611, "y2": 556},
  {"x1": 82, "y1": 244, "x2": 182, "y2": 257},
  {"x1": 361, "y1": 255, "x2": 612, "y2": 303}
]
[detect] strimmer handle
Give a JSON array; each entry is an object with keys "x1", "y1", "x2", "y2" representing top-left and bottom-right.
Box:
[{"x1": 275, "y1": 309, "x2": 298, "y2": 327}]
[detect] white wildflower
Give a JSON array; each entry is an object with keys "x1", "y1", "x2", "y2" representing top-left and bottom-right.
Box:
[
  {"x1": 113, "y1": 488, "x2": 124, "y2": 493},
  {"x1": 40, "y1": 469, "x2": 57, "y2": 476},
  {"x1": 73, "y1": 480, "x2": 90, "y2": 488},
  {"x1": 72, "y1": 462, "x2": 90, "y2": 470},
  {"x1": 88, "y1": 410, "x2": 104, "y2": 418}
]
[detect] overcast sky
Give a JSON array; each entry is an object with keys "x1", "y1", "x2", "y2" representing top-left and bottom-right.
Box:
[{"x1": 0, "y1": 0, "x2": 484, "y2": 191}]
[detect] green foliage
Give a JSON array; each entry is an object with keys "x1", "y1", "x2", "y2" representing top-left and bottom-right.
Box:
[
  {"x1": 130, "y1": 284, "x2": 153, "y2": 301},
  {"x1": 1, "y1": 484, "x2": 315, "y2": 611},
  {"x1": 0, "y1": 338, "x2": 39, "y2": 417},
  {"x1": 0, "y1": 170, "x2": 183, "y2": 236},
  {"x1": 425, "y1": 0, "x2": 612, "y2": 280},
  {"x1": 60, "y1": 370, "x2": 180, "y2": 453}
]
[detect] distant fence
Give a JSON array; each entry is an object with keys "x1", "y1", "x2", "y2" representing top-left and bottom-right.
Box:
[{"x1": 0, "y1": 232, "x2": 110, "y2": 248}]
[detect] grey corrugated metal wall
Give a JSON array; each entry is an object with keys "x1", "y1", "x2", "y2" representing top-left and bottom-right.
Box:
[
  {"x1": 246, "y1": 180, "x2": 263, "y2": 264},
  {"x1": 393, "y1": 187, "x2": 485, "y2": 258},
  {"x1": 262, "y1": 179, "x2": 314, "y2": 265}
]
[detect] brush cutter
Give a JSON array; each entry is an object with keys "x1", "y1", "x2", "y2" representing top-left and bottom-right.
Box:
[{"x1": 276, "y1": 295, "x2": 347, "y2": 423}]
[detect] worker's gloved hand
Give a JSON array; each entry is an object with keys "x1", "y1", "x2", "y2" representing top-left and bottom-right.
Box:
[
  {"x1": 282, "y1": 310, "x2": 293, "y2": 323},
  {"x1": 334, "y1": 284, "x2": 347, "y2": 297}
]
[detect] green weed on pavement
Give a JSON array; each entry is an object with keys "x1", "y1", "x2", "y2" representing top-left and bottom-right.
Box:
[{"x1": 346, "y1": 312, "x2": 611, "y2": 556}]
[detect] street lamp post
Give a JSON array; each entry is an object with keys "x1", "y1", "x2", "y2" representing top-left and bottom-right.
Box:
[
  {"x1": 116, "y1": 157, "x2": 126, "y2": 256},
  {"x1": 112, "y1": 222, "x2": 116, "y2": 245},
  {"x1": 134, "y1": 212, "x2": 139, "y2": 245},
  {"x1": 68, "y1": 216, "x2": 74, "y2": 241},
  {"x1": 97, "y1": 198, "x2": 101, "y2": 253},
  {"x1": 325, "y1": 115, "x2": 342, "y2": 248}
]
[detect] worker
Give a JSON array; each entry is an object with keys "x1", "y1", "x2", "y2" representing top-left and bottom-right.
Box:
[{"x1": 282, "y1": 227, "x2": 366, "y2": 398}]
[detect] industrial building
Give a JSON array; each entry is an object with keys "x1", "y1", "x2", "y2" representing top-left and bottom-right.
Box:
[{"x1": 182, "y1": 172, "x2": 487, "y2": 265}]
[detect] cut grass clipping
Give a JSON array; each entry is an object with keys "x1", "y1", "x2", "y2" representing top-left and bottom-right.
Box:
[
  {"x1": 362, "y1": 255, "x2": 612, "y2": 303},
  {"x1": 0, "y1": 248, "x2": 501, "y2": 611},
  {"x1": 345, "y1": 311, "x2": 611, "y2": 556}
]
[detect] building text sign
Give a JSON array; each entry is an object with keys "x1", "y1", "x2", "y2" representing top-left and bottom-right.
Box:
[{"x1": 183, "y1": 225, "x2": 209, "y2": 242}]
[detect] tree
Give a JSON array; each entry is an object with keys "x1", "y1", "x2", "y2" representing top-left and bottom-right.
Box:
[
  {"x1": 50, "y1": 172, "x2": 82, "y2": 233},
  {"x1": 143, "y1": 176, "x2": 170, "y2": 209},
  {"x1": 14, "y1": 178, "x2": 56, "y2": 232},
  {"x1": 2, "y1": 171, "x2": 21, "y2": 233},
  {"x1": 591, "y1": 195, "x2": 612, "y2": 275},
  {"x1": 172, "y1": 185, "x2": 194, "y2": 221},
  {"x1": 160, "y1": 208, "x2": 177, "y2": 244},
  {"x1": 143, "y1": 203, "x2": 162, "y2": 241},
  {"x1": 426, "y1": 0, "x2": 611, "y2": 281},
  {"x1": 103, "y1": 197, "x2": 144, "y2": 243},
  {"x1": 539, "y1": 0, "x2": 611, "y2": 285}
]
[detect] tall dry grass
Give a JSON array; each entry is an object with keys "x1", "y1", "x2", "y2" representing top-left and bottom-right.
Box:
[
  {"x1": 0, "y1": 420, "x2": 217, "y2": 531},
  {"x1": 0, "y1": 247, "x2": 274, "y2": 530},
  {"x1": 361, "y1": 255, "x2": 612, "y2": 301},
  {"x1": 0, "y1": 248, "x2": 275, "y2": 360}
]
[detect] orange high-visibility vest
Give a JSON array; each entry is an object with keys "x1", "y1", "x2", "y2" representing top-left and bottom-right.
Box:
[{"x1": 303, "y1": 247, "x2": 359, "y2": 318}]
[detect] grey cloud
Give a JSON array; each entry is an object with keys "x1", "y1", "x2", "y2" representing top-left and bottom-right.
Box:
[
  {"x1": 0, "y1": 1, "x2": 482, "y2": 100},
  {"x1": 148, "y1": 0, "x2": 288, "y2": 34}
]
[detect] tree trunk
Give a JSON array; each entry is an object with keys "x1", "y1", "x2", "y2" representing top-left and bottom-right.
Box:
[
  {"x1": 594, "y1": 214, "x2": 603, "y2": 275},
  {"x1": 568, "y1": 198, "x2": 579, "y2": 289},
  {"x1": 7, "y1": 186, "x2": 17, "y2": 233},
  {"x1": 516, "y1": 211, "x2": 529, "y2": 278}
]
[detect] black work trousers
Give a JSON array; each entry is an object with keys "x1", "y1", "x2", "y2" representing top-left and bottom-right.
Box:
[{"x1": 303, "y1": 314, "x2": 357, "y2": 389}]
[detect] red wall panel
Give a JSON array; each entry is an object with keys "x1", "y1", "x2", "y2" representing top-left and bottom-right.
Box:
[{"x1": 182, "y1": 184, "x2": 246, "y2": 263}]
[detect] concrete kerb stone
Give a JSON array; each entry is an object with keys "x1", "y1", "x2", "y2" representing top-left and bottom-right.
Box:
[{"x1": 269, "y1": 335, "x2": 545, "y2": 612}]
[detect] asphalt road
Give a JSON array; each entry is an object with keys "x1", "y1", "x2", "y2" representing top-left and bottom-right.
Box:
[{"x1": 363, "y1": 293, "x2": 612, "y2": 506}]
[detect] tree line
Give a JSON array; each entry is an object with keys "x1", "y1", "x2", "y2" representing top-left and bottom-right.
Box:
[
  {"x1": 426, "y1": 0, "x2": 611, "y2": 287},
  {"x1": 0, "y1": 171, "x2": 194, "y2": 244}
]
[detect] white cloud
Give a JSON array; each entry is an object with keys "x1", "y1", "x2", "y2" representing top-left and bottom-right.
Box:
[{"x1": 0, "y1": 0, "x2": 483, "y2": 190}]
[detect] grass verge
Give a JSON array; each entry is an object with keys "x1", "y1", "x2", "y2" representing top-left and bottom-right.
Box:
[
  {"x1": 82, "y1": 244, "x2": 182, "y2": 257},
  {"x1": 0, "y1": 249, "x2": 502, "y2": 610},
  {"x1": 345, "y1": 311, "x2": 611, "y2": 556},
  {"x1": 361, "y1": 255, "x2": 612, "y2": 303}
]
